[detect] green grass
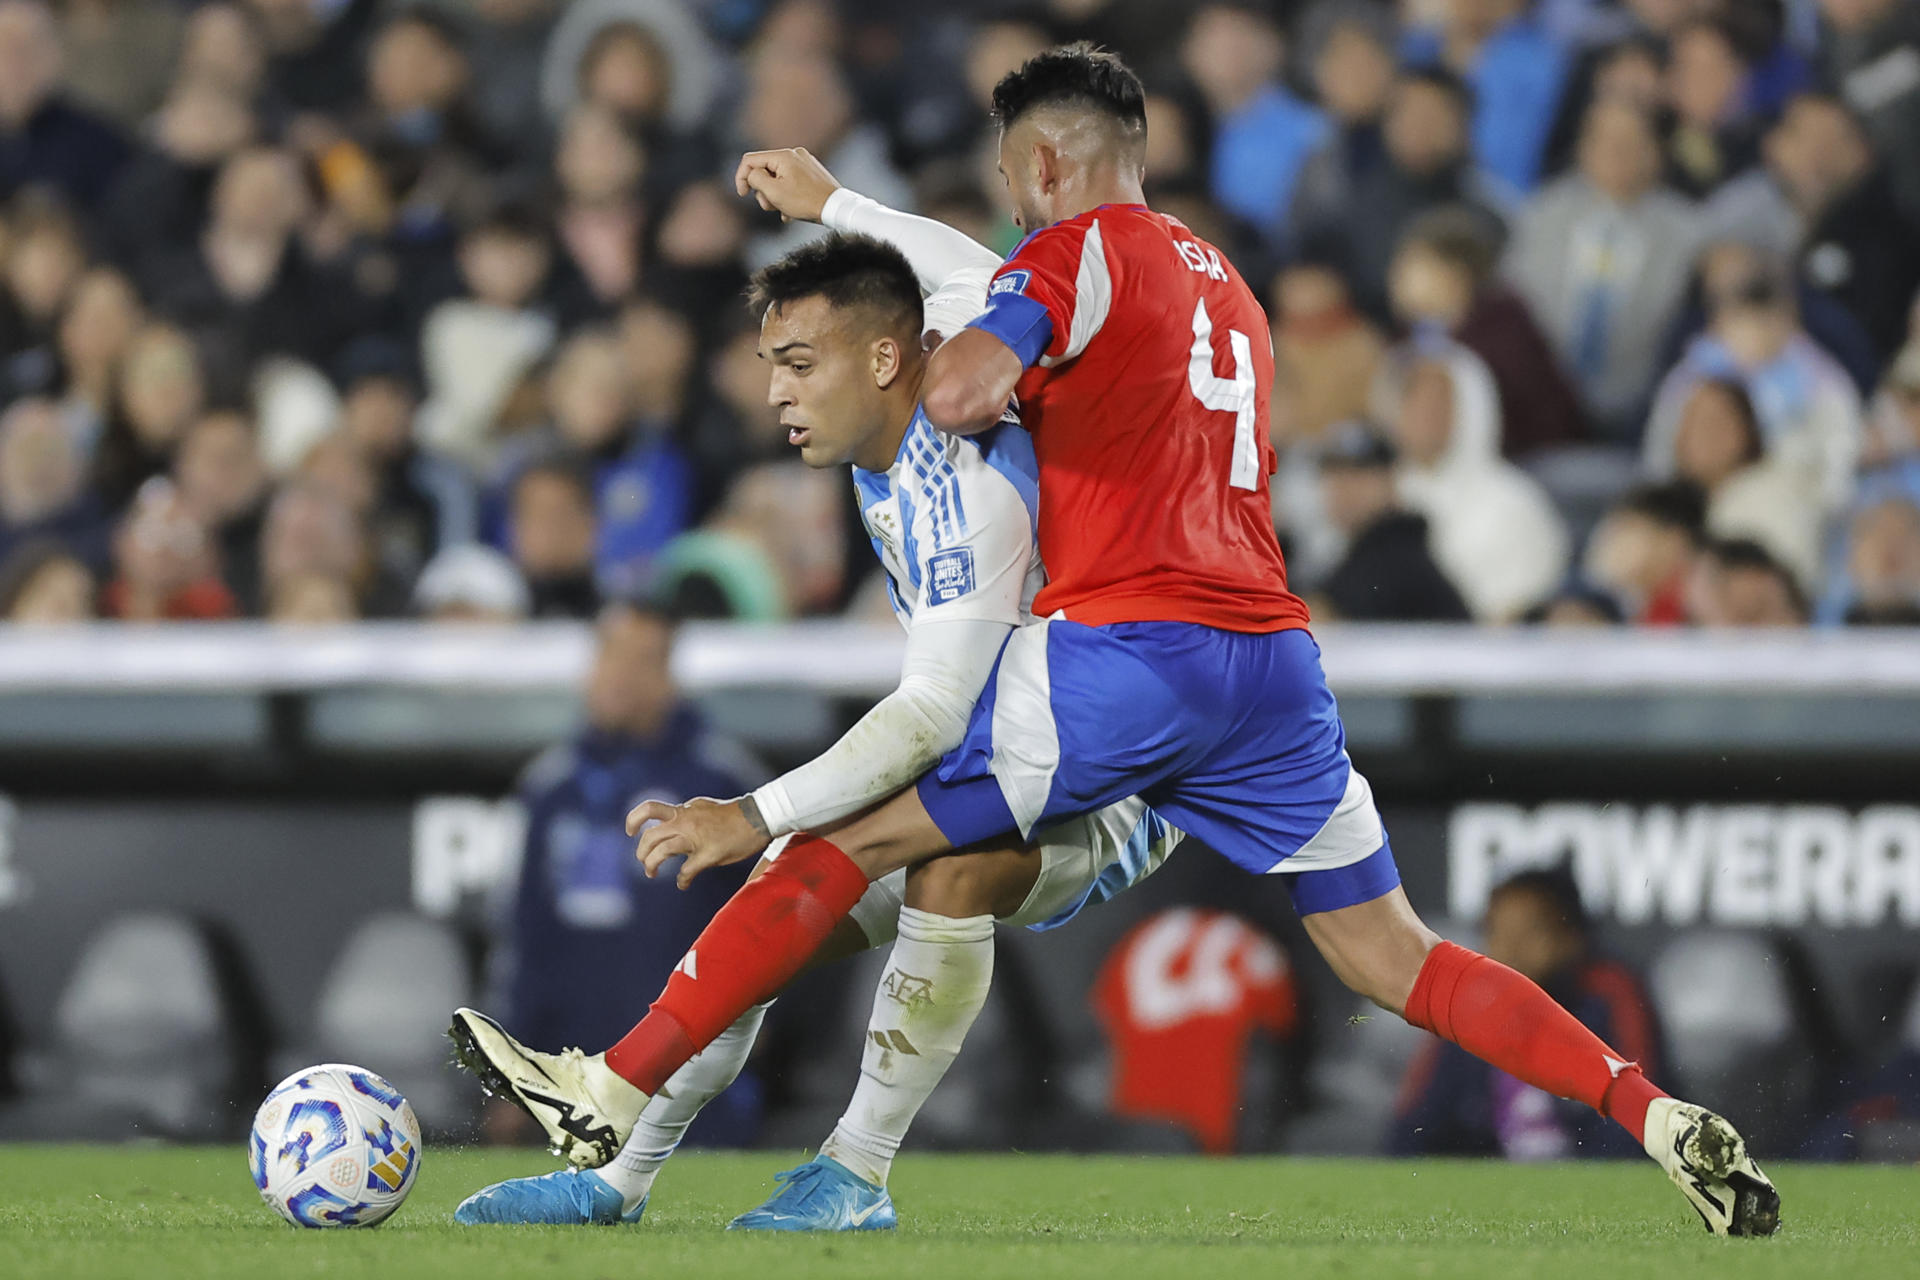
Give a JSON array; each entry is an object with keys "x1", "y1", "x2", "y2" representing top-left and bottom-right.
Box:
[{"x1": 0, "y1": 1145, "x2": 1912, "y2": 1280}]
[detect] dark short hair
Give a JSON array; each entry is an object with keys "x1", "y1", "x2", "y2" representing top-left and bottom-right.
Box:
[
  {"x1": 747, "y1": 233, "x2": 922, "y2": 339},
  {"x1": 1491, "y1": 866, "x2": 1591, "y2": 939},
  {"x1": 989, "y1": 41, "x2": 1147, "y2": 136},
  {"x1": 1399, "y1": 204, "x2": 1503, "y2": 286},
  {"x1": 1617, "y1": 481, "x2": 1708, "y2": 538},
  {"x1": 1396, "y1": 65, "x2": 1475, "y2": 117},
  {"x1": 1703, "y1": 536, "x2": 1808, "y2": 615},
  {"x1": 513, "y1": 456, "x2": 597, "y2": 510}
]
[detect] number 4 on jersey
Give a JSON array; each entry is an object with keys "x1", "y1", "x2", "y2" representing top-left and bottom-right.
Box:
[{"x1": 1187, "y1": 299, "x2": 1260, "y2": 491}]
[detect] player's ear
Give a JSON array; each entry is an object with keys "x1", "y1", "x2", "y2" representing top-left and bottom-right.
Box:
[
  {"x1": 871, "y1": 335, "x2": 903, "y2": 390},
  {"x1": 1032, "y1": 141, "x2": 1059, "y2": 195}
]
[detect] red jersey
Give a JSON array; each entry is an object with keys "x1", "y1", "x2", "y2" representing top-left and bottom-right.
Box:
[{"x1": 970, "y1": 203, "x2": 1309, "y2": 632}]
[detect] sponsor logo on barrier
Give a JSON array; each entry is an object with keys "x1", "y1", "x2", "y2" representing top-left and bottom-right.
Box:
[
  {"x1": 411, "y1": 797, "x2": 526, "y2": 918},
  {"x1": 1449, "y1": 803, "x2": 1920, "y2": 928}
]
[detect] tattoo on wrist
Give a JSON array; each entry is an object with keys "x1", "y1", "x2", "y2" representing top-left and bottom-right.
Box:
[{"x1": 739, "y1": 795, "x2": 770, "y2": 837}]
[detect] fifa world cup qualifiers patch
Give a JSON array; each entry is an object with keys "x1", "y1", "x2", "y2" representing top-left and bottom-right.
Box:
[
  {"x1": 927, "y1": 548, "x2": 977, "y2": 605},
  {"x1": 990, "y1": 269, "x2": 1032, "y2": 297}
]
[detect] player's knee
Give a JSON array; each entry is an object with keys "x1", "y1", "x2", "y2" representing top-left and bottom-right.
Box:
[{"x1": 903, "y1": 853, "x2": 1027, "y2": 919}]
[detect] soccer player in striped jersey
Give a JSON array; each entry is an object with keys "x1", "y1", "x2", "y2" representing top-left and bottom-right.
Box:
[{"x1": 452, "y1": 159, "x2": 1178, "y2": 1232}]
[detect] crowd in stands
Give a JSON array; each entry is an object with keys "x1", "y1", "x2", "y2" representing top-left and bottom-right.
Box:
[{"x1": 1, "y1": 0, "x2": 1918, "y2": 629}]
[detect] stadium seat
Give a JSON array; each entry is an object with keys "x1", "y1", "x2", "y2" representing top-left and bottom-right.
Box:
[
  {"x1": 293, "y1": 912, "x2": 479, "y2": 1140},
  {"x1": 1649, "y1": 932, "x2": 1821, "y2": 1155},
  {"x1": 0, "y1": 913, "x2": 264, "y2": 1141}
]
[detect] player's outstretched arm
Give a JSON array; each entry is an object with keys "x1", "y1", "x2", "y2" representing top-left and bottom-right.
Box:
[
  {"x1": 737, "y1": 147, "x2": 999, "y2": 297},
  {"x1": 922, "y1": 328, "x2": 1026, "y2": 437}
]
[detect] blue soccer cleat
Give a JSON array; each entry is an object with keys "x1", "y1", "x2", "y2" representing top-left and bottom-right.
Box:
[
  {"x1": 453, "y1": 1168, "x2": 646, "y2": 1225},
  {"x1": 726, "y1": 1155, "x2": 896, "y2": 1232}
]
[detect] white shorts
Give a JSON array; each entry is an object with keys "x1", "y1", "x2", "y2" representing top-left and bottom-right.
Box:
[{"x1": 840, "y1": 795, "x2": 1182, "y2": 946}]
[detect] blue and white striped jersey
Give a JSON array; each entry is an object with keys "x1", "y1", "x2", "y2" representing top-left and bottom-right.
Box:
[{"x1": 851, "y1": 405, "x2": 1045, "y2": 630}]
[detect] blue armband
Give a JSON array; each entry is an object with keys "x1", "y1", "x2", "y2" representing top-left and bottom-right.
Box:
[{"x1": 967, "y1": 290, "x2": 1054, "y2": 369}]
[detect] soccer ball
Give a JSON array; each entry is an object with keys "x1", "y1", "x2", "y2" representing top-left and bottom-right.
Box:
[{"x1": 248, "y1": 1064, "x2": 422, "y2": 1227}]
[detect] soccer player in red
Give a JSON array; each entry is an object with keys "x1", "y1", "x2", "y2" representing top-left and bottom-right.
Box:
[{"x1": 453, "y1": 46, "x2": 1778, "y2": 1237}]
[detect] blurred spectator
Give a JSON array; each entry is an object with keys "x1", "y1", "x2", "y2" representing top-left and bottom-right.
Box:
[
  {"x1": 245, "y1": 0, "x2": 382, "y2": 115},
  {"x1": 1311, "y1": 420, "x2": 1471, "y2": 622},
  {"x1": 1823, "y1": 491, "x2": 1920, "y2": 625},
  {"x1": 1389, "y1": 205, "x2": 1586, "y2": 458},
  {"x1": 514, "y1": 323, "x2": 693, "y2": 595},
  {"x1": 412, "y1": 542, "x2": 530, "y2": 622},
  {"x1": 97, "y1": 73, "x2": 259, "y2": 275},
  {"x1": 1818, "y1": 0, "x2": 1920, "y2": 222},
  {"x1": 174, "y1": 2, "x2": 269, "y2": 103},
  {"x1": 347, "y1": 7, "x2": 509, "y2": 247},
  {"x1": 267, "y1": 570, "x2": 358, "y2": 623},
  {"x1": 336, "y1": 336, "x2": 475, "y2": 582},
  {"x1": 1642, "y1": 244, "x2": 1863, "y2": 512},
  {"x1": 101, "y1": 476, "x2": 237, "y2": 620},
  {"x1": 493, "y1": 597, "x2": 760, "y2": 1064},
  {"x1": 1506, "y1": 99, "x2": 1700, "y2": 439},
  {"x1": 1292, "y1": 66, "x2": 1508, "y2": 316},
  {"x1": 1389, "y1": 867, "x2": 1660, "y2": 1159},
  {"x1": 1862, "y1": 344, "x2": 1920, "y2": 469},
  {"x1": 1539, "y1": 33, "x2": 1665, "y2": 180},
  {"x1": 507, "y1": 459, "x2": 601, "y2": 619},
  {"x1": 1270, "y1": 258, "x2": 1385, "y2": 447},
  {"x1": 259, "y1": 479, "x2": 404, "y2": 620},
  {"x1": 1375, "y1": 339, "x2": 1570, "y2": 621},
  {"x1": 171, "y1": 408, "x2": 268, "y2": 612},
  {"x1": 0, "y1": 0, "x2": 130, "y2": 208},
  {"x1": 1583, "y1": 480, "x2": 1706, "y2": 625},
  {"x1": 1663, "y1": 18, "x2": 1759, "y2": 198},
  {"x1": 1, "y1": 195, "x2": 87, "y2": 400},
  {"x1": 140, "y1": 144, "x2": 367, "y2": 370},
  {"x1": 1180, "y1": 2, "x2": 1327, "y2": 241},
  {"x1": 0, "y1": 395, "x2": 108, "y2": 567},
  {"x1": 1686, "y1": 536, "x2": 1810, "y2": 625},
  {"x1": 683, "y1": 315, "x2": 788, "y2": 511},
  {"x1": 540, "y1": 0, "x2": 722, "y2": 154},
  {"x1": 737, "y1": 50, "x2": 910, "y2": 270},
  {"x1": 417, "y1": 202, "x2": 561, "y2": 467},
  {"x1": 456, "y1": 0, "x2": 560, "y2": 161},
  {"x1": 1664, "y1": 377, "x2": 1823, "y2": 594},
  {"x1": 1523, "y1": 582, "x2": 1625, "y2": 627},
  {"x1": 53, "y1": 266, "x2": 143, "y2": 444},
  {"x1": 551, "y1": 104, "x2": 647, "y2": 309},
  {"x1": 91, "y1": 322, "x2": 206, "y2": 512},
  {"x1": 658, "y1": 460, "x2": 848, "y2": 620},
  {"x1": 1401, "y1": 0, "x2": 1571, "y2": 194},
  {"x1": 0, "y1": 537, "x2": 95, "y2": 621},
  {"x1": 56, "y1": 0, "x2": 184, "y2": 130},
  {"x1": 1709, "y1": 92, "x2": 1920, "y2": 360}
]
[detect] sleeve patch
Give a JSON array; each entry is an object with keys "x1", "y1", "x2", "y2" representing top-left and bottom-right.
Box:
[
  {"x1": 926, "y1": 547, "x2": 977, "y2": 605},
  {"x1": 990, "y1": 268, "x2": 1032, "y2": 297}
]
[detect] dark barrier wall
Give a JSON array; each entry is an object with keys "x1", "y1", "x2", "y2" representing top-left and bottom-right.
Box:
[{"x1": 3, "y1": 792, "x2": 1914, "y2": 1058}]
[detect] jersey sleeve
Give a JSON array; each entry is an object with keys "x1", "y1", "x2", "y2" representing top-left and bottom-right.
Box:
[
  {"x1": 967, "y1": 218, "x2": 1112, "y2": 370},
  {"x1": 901, "y1": 437, "x2": 1034, "y2": 627}
]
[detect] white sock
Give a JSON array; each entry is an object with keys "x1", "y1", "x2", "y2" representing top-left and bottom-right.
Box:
[
  {"x1": 821, "y1": 908, "x2": 994, "y2": 1187},
  {"x1": 600, "y1": 1001, "x2": 771, "y2": 1212}
]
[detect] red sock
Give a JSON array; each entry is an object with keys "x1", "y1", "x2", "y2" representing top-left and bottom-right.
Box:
[
  {"x1": 1405, "y1": 940, "x2": 1668, "y2": 1146},
  {"x1": 603, "y1": 835, "x2": 870, "y2": 1094}
]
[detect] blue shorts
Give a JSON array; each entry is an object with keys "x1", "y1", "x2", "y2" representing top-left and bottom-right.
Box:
[{"x1": 916, "y1": 621, "x2": 1400, "y2": 916}]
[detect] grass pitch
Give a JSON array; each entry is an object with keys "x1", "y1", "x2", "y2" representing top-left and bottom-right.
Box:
[{"x1": 0, "y1": 1145, "x2": 1912, "y2": 1280}]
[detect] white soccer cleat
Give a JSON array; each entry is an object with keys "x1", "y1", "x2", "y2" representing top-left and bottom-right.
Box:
[
  {"x1": 448, "y1": 1008, "x2": 648, "y2": 1169},
  {"x1": 1643, "y1": 1098, "x2": 1781, "y2": 1237}
]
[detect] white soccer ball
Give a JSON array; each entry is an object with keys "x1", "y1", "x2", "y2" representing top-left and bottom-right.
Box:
[{"x1": 248, "y1": 1064, "x2": 422, "y2": 1227}]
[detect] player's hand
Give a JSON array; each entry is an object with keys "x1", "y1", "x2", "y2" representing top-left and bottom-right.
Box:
[
  {"x1": 627, "y1": 797, "x2": 769, "y2": 889},
  {"x1": 733, "y1": 147, "x2": 840, "y2": 224}
]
